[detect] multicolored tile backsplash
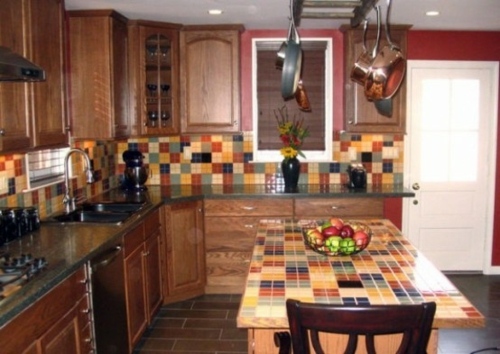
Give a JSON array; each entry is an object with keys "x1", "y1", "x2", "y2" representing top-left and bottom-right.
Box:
[{"x1": 0, "y1": 131, "x2": 404, "y2": 219}]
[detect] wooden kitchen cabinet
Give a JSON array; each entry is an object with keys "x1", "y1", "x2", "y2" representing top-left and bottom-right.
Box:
[
  {"x1": 0, "y1": 266, "x2": 92, "y2": 354},
  {"x1": 68, "y1": 10, "x2": 130, "y2": 139},
  {"x1": 0, "y1": 0, "x2": 67, "y2": 152},
  {"x1": 161, "y1": 201, "x2": 206, "y2": 304},
  {"x1": 294, "y1": 197, "x2": 384, "y2": 220},
  {"x1": 180, "y1": 25, "x2": 243, "y2": 134},
  {"x1": 204, "y1": 198, "x2": 293, "y2": 293},
  {"x1": 123, "y1": 209, "x2": 162, "y2": 351},
  {"x1": 341, "y1": 25, "x2": 411, "y2": 134},
  {"x1": 29, "y1": 0, "x2": 68, "y2": 148},
  {"x1": 128, "y1": 20, "x2": 182, "y2": 136}
]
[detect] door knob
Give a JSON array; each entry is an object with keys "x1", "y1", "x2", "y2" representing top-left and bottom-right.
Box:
[{"x1": 412, "y1": 183, "x2": 420, "y2": 190}]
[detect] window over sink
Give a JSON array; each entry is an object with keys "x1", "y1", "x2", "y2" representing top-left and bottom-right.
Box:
[{"x1": 252, "y1": 38, "x2": 333, "y2": 162}]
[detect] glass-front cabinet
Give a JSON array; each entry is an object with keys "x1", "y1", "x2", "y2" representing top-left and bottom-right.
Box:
[{"x1": 128, "y1": 21, "x2": 181, "y2": 136}]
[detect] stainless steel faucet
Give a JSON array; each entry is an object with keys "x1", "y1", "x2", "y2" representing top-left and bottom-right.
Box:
[{"x1": 63, "y1": 148, "x2": 95, "y2": 213}]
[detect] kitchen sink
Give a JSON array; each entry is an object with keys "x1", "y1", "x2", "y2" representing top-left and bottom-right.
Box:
[
  {"x1": 80, "y1": 202, "x2": 145, "y2": 213},
  {"x1": 46, "y1": 201, "x2": 147, "y2": 224}
]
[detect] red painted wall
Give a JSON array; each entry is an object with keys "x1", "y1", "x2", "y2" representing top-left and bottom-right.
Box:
[{"x1": 407, "y1": 31, "x2": 500, "y2": 266}]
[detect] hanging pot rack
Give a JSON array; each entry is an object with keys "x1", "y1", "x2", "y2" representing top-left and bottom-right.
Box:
[{"x1": 293, "y1": 0, "x2": 379, "y2": 28}]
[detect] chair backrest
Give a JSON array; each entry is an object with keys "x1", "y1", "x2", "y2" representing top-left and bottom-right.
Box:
[{"x1": 285, "y1": 299, "x2": 436, "y2": 354}]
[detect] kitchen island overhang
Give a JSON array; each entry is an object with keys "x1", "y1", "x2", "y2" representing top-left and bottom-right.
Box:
[{"x1": 237, "y1": 219, "x2": 484, "y2": 353}]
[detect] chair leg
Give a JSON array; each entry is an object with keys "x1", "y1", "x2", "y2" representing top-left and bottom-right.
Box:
[{"x1": 274, "y1": 331, "x2": 291, "y2": 354}]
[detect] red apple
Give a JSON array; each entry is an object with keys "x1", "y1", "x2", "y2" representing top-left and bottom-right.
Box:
[
  {"x1": 340, "y1": 225, "x2": 355, "y2": 238},
  {"x1": 329, "y1": 217, "x2": 344, "y2": 230},
  {"x1": 321, "y1": 225, "x2": 341, "y2": 237},
  {"x1": 352, "y1": 230, "x2": 370, "y2": 248}
]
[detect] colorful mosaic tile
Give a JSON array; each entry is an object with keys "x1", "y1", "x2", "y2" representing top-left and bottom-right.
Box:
[{"x1": 237, "y1": 219, "x2": 484, "y2": 329}]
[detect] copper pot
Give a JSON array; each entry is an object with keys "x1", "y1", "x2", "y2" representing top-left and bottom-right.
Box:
[
  {"x1": 364, "y1": 0, "x2": 406, "y2": 101},
  {"x1": 350, "y1": 18, "x2": 376, "y2": 86}
]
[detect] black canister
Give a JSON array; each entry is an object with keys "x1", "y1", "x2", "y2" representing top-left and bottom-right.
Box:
[
  {"x1": 347, "y1": 163, "x2": 367, "y2": 189},
  {"x1": 13, "y1": 208, "x2": 28, "y2": 239},
  {"x1": 0, "y1": 208, "x2": 17, "y2": 243},
  {"x1": 26, "y1": 207, "x2": 40, "y2": 232}
]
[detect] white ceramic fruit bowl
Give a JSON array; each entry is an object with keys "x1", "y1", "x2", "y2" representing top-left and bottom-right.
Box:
[{"x1": 301, "y1": 219, "x2": 372, "y2": 256}]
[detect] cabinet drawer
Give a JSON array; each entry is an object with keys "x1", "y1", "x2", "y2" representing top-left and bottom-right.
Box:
[
  {"x1": 205, "y1": 216, "x2": 259, "y2": 252},
  {"x1": 295, "y1": 198, "x2": 383, "y2": 218},
  {"x1": 204, "y1": 198, "x2": 293, "y2": 217}
]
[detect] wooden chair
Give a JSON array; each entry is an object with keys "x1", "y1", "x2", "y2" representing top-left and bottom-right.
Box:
[{"x1": 274, "y1": 299, "x2": 436, "y2": 354}]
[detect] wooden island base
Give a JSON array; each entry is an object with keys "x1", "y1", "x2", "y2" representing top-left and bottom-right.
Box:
[{"x1": 247, "y1": 328, "x2": 438, "y2": 354}]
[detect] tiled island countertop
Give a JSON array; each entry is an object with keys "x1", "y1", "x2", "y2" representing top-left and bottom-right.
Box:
[{"x1": 237, "y1": 219, "x2": 484, "y2": 353}]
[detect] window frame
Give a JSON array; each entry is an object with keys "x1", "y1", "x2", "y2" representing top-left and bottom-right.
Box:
[{"x1": 251, "y1": 37, "x2": 333, "y2": 162}]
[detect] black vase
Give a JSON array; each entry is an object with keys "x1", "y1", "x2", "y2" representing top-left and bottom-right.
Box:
[{"x1": 281, "y1": 157, "x2": 300, "y2": 192}]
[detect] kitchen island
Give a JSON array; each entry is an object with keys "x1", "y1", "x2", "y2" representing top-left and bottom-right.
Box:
[{"x1": 237, "y1": 219, "x2": 484, "y2": 353}]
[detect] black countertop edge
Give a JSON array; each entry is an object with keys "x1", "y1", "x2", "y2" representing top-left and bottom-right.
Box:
[{"x1": 148, "y1": 184, "x2": 415, "y2": 202}]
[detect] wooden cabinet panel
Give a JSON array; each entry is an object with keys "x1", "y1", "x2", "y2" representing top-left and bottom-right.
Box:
[
  {"x1": 1, "y1": 0, "x2": 69, "y2": 152},
  {"x1": 0, "y1": 267, "x2": 91, "y2": 354},
  {"x1": 68, "y1": 10, "x2": 129, "y2": 139},
  {"x1": 162, "y1": 201, "x2": 206, "y2": 303},
  {"x1": 29, "y1": 0, "x2": 68, "y2": 147},
  {"x1": 205, "y1": 216, "x2": 260, "y2": 293},
  {"x1": 145, "y1": 229, "x2": 162, "y2": 321},
  {"x1": 124, "y1": 244, "x2": 147, "y2": 349},
  {"x1": 123, "y1": 209, "x2": 162, "y2": 350},
  {"x1": 204, "y1": 198, "x2": 293, "y2": 294},
  {"x1": 342, "y1": 25, "x2": 410, "y2": 134},
  {"x1": 0, "y1": 0, "x2": 33, "y2": 152},
  {"x1": 204, "y1": 198, "x2": 294, "y2": 217},
  {"x1": 180, "y1": 26, "x2": 243, "y2": 133},
  {"x1": 295, "y1": 198, "x2": 384, "y2": 219},
  {"x1": 128, "y1": 21, "x2": 181, "y2": 136}
]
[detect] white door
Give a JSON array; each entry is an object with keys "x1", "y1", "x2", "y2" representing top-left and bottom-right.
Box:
[{"x1": 403, "y1": 60, "x2": 498, "y2": 272}]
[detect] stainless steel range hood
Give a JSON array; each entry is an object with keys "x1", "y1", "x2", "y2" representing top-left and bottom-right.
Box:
[{"x1": 0, "y1": 46, "x2": 46, "y2": 82}]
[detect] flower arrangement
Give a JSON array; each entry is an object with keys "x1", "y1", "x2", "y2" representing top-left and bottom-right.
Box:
[{"x1": 275, "y1": 105, "x2": 309, "y2": 160}]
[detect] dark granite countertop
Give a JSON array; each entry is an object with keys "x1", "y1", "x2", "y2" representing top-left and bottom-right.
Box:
[{"x1": 0, "y1": 184, "x2": 413, "y2": 327}]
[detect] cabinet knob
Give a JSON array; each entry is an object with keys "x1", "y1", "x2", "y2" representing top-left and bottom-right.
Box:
[
  {"x1": 0, "y1": 129, "x2": 5, "y2": 136},
  {"x1": 242, "y1": 206, "x2": 255, "y2": 211},
  {"x1": 64, "y1": 126, "x2": 71, "y2": 132}
]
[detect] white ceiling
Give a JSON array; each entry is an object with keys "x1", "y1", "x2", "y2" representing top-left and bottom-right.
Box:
[{"x1": 65, "y1": 0, "x2": 500, "y2": 31}]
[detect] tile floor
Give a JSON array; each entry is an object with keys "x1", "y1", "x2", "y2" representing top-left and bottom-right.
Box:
[{"x1": 134, "y1": 274, "x2": 500, "y2": 354}]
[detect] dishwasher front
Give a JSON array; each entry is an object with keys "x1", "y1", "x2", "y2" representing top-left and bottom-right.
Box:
[{"x1": 90, "y1": 242, "x2": 129, "y2": 354}]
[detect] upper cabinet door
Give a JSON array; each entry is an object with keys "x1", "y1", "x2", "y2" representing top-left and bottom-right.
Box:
[
  {"x1": 68, "y1": 10, "x2": 130, "y2": 140},
  {"x1": 30, "y1": 0, "x2": 68, "y2": 147},
  {"x1": 0, "y1": 0, "x2": 32, "y2": 152},
  {"x1": 128, "y1": 22, "x2": 181, "y2": 136},
  {"x1": 342, "y1": 25, "x2": 410, "y2": 134},
  {"x1": 180, "y1": 26, "x2": 243, "y2": 134}
]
